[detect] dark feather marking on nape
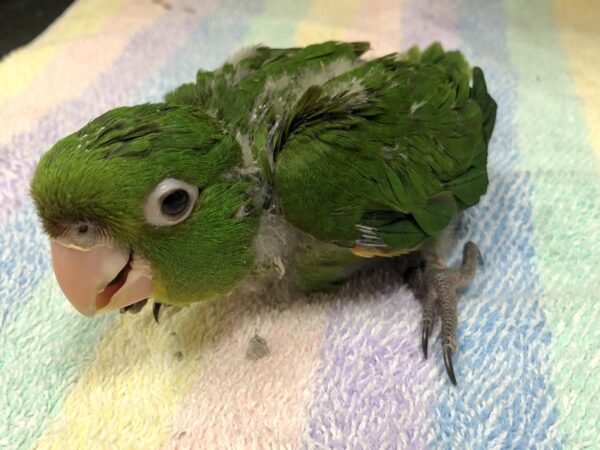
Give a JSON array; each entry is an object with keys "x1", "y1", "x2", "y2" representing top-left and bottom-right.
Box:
[{"x1": 95, "y1": 123, "x2": 163, "y2": 159}]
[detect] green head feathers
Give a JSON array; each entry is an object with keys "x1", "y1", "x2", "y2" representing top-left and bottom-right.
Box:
[{"x1": 31, "y1": 103, "x2": 259, "y2": 305}]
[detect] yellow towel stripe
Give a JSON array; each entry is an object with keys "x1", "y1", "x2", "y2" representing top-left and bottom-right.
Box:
[
  {"x1": 555, "y1": 0, "x2": 600, "y2": 166},
  {"x1": 294, "y1": 0, "x2": 360, "y2": 45},
  {"x1": 240, "y1": 0, "x2": 311, "y2": 46},
  {"x1": 0, "y1": 1, "x2": 163, "y2": 145},
  {"x1": 0, "y1": 0, "x2": 123, "y2": 103},
  {"x1": 32, "y1": 301, "x2": 224, "y2": 450}
]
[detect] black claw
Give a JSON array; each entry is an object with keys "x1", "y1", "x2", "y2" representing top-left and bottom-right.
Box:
[
  {"x1": 443, "y1": 345, "x2": 457, "y2": 386},
  {"x1": 152, "y1": 302, "x2": 162, "y2": 324},
  {"x1": 120, "y1": 299, "x2": 148, "y2": 315},
  {"x1": 476, "y1": 248, "x2": 484, "y2": 267},
  {"x1": 421, "y1": 322, "x2": 432, "y2": 359}
]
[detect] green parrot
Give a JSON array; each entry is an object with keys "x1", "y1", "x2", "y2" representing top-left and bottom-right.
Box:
[{"x1": 30, "y1": 41, "x2": 496, "y2": 385}]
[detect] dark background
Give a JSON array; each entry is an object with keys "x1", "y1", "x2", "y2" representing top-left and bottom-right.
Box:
[{"x1": 0, "y1": 0, "x2": 75, "y2": 59}]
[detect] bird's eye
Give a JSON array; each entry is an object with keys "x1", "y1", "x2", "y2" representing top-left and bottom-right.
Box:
[
  {"x1": 69, "y1": 221, "x2": 97, "y2": 248},
  {"x1": 161, "y1": 190, "x2": 190, "y2": 217},
  {"x1": 144, "y1": 178, "x2": 199, "y2": 226}
]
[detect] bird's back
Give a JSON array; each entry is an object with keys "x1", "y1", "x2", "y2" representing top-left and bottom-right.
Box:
[{"x1": 167, "y1": 41, "x2": 496, "y2": 259}]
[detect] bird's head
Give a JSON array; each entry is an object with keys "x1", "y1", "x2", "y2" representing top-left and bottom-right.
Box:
[{"x1": 31, "y1": 104, "x2": 259, "y2": 316}]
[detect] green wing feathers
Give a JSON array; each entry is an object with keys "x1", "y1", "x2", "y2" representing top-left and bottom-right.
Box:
[
  {"x1": 165, "y1": 41, "x2": 371, "y2": 128},
  {"x1": 271, "y1": 42, "x2": 497, "y2": 254},
  {"x1": 165, "y1": 41, "x2": 497, "y2": 255}
]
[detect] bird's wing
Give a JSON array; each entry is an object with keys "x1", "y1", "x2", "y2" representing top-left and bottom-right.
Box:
[
  {"x1": 273, "y1": 44, "x2": 496, "y2": 255},
  {"x1": 164, "y1": 41, "x2": 371, "y2": 129}
]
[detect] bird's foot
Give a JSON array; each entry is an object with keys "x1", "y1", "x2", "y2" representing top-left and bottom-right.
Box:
[
  {"x1": 407, "y1": 241, "x2": 483, "y2": 386},
  {"x1": 119, "y1": 300, "x2": 167, "y2": 324}
]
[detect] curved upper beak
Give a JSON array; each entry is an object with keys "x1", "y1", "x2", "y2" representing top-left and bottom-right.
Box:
[{"x1": 50, "y1": 240, "x2": 153, "y2": 317}]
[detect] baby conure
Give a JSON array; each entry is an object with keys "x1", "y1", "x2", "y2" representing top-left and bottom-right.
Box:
[{"x1": 30, "y1": 41, "x2": 496, "y2": 386}]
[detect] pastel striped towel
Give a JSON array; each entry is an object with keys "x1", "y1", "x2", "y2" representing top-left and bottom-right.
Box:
[{"x1": 1, "y1": 0, "x2": 599, "y2": 448}]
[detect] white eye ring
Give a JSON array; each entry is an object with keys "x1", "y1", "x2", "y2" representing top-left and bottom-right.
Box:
[{"x1": 144, "y1": 178, "x2": 199, "y2": 227}]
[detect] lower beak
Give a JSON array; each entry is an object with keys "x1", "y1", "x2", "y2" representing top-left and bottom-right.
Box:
[{"x1": 50, "y1": 240, "x2": 153, "y2": 317}]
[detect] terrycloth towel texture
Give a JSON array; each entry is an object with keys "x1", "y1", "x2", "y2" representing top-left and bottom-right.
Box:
[{"x1": 1, "y1": 0, "x2": 599, "y2": 448}]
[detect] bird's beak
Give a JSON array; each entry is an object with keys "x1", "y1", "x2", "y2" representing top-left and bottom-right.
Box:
[{"x1": 50, "y1": 240, "x2": 153, "y2": 317}]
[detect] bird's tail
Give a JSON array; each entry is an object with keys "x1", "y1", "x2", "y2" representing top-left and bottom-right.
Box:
[
  {"x1": 402, "y1": 43, "x2": 497, "y2": 145},
  {"x1": 401, "y1": 42, "x2": 471, "y2": 79},
  {"x1": 471, "y1": 67, "x2": 497, "y2": 144}
]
